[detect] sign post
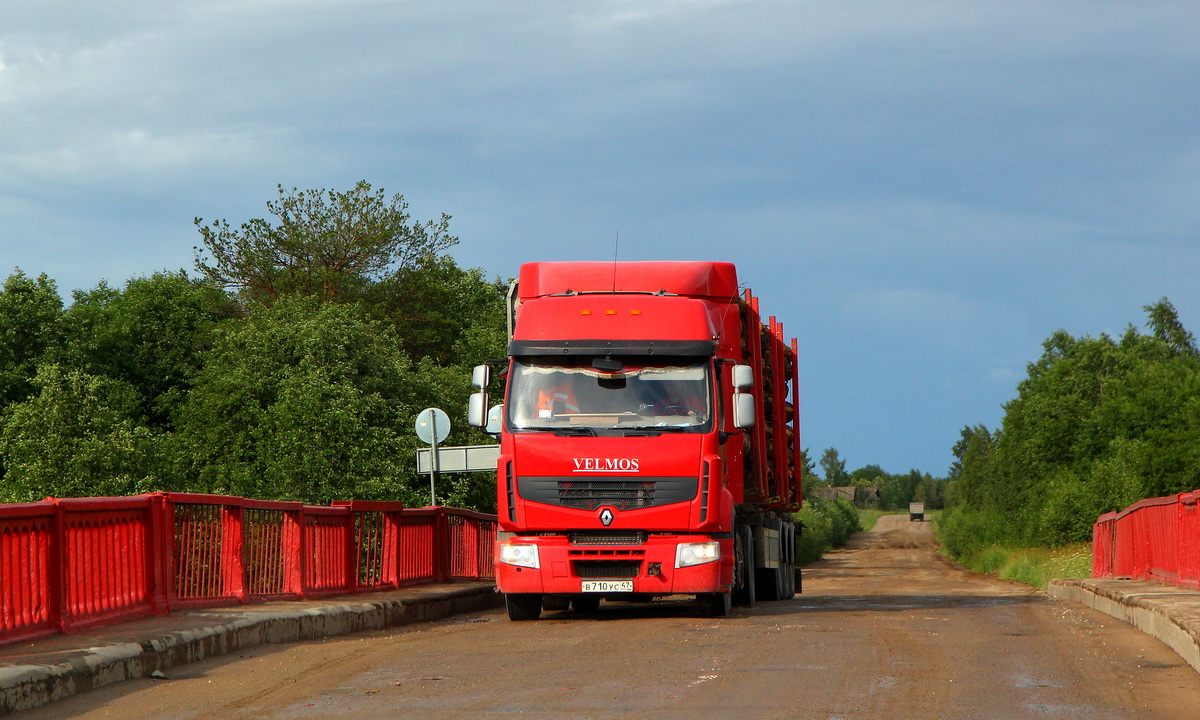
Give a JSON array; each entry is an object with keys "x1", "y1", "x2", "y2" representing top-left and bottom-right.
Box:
[{"x1": 415, "y1": 408, "x2": 451, "y2": 506}]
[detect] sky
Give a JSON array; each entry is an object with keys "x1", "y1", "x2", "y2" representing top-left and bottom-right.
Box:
[{"x1": 1, "y1": 0, "x2": 1197, "y2": 478}]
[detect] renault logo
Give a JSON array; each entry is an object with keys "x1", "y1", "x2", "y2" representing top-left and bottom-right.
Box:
[{"x1": 599, "y1": 508, "x2": 614, "y2": 526}]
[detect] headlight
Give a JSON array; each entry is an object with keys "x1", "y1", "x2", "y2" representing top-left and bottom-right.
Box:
[
  {"x1": 499, "y1": 542, "x2": 540, "y2": 569},
  {"x1": 675, "y1": 541, "x2": 720, "y2": 568}
]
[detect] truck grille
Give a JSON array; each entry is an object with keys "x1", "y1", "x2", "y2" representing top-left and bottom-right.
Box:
[
  {"x1": 560, "y1": 481, "x2": 653, "y2": 510},
  {"x1": 517, "y1": 476, "x2": 697, "y2": 511},
  {"x1": 568, "y1": 531, "x2": 648, "y2": 545},
  {"x1": 573, "y1": 560, "x2": 642, "y2": 578}
]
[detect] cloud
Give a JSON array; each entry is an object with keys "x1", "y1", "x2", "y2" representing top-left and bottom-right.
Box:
[{"x1": 0, "y1": 0, "x2": 1197, "y2": 473}]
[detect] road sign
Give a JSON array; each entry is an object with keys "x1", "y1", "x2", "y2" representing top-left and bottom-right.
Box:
[
  {"x1": 415, "y1": 408, "x2": 450, "y2": 445},
  {"x1": 415, "y1": 407, "x2": 451, "y2": 506},
  {"x1": 416, "y1": 445, "x2": 501, "y2": 473}
]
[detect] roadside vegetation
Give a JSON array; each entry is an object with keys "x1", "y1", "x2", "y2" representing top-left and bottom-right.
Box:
[
  {"x1": 950, "y1": 543, "x2": 1093, "y2": 590},
  {"x1": 793, "y1": 496, "x2": 860, "y2": 565},
  {"x1": 0, "y1": 182, "x2": 505, "y2": 510},
  {"x1": 939, "y1": 300, "x2": 1200, "y2": 563},
  {"x1": 855, "y1": 508, "x2": 889, "y2": 532}
]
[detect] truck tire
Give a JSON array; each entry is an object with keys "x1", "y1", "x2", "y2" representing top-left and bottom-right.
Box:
[
  {"x1": 505, "y1": 593, "x2": 543, "y2": 621},
  {"x1": 781, "y1": 522, "x2": 796, "y2": 600},
  {"x1": 733, "y1": 525, "x2": 756, "y2": 607},
  {"x1": 698, "y1": 591, "x2": 732, "y2": 617}
]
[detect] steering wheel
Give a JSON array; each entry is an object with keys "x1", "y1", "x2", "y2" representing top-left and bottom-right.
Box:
[{"x1": 659, "y1": 405, "x2": 695, "y2": 416}]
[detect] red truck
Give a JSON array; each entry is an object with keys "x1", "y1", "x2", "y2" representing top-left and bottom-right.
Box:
[{"x1": 467, "y1": 261, "x2": 802, "y2": 619}]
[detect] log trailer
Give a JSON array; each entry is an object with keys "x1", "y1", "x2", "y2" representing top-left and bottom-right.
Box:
[{"x1": 467, "y1": 261, "x2": 802, "y2": 619}]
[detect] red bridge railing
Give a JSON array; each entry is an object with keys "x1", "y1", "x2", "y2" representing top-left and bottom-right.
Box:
[
  {"x1": 1092, "y1": 489, "x2": 1200, "y2": 588},
  {"x1": 0, "y1": 494, "x2": 496, "y2": 648}
]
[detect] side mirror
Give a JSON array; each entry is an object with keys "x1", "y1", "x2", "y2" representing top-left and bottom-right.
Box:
[
  {"x1": 467, "y1": 392, "x2": 488, "y2": 427},
  {"x1": 472, "y1": 364, "x2": 491, "y2": 389},
  {"x1": 732, "y1": 364, "x2": 754, "y2": 390},
  {"x1": 468, "y1": 364, "x2": 491, "y2": 428},
  {"x1": 733, "y1": 393, "x2": 755, "y2": 429},
  {"x1": 486, "y1": 404, "x2": 504, "y2": 435}
]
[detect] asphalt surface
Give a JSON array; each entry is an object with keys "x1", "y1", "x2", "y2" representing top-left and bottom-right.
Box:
[{"x1": 5, "y1": 516, "x2": 1200, "y2": 718}]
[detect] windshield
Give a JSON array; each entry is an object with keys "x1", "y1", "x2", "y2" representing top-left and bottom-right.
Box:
[{"x1": 507, "y1": 357, "x2": 713, "y2": 434}]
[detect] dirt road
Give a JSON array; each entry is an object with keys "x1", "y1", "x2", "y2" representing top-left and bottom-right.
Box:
[{"x1": 22, "y1": 515, "x2": 1200, "y2": 719}]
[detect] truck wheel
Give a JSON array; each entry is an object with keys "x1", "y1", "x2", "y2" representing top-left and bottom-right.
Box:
[
  {"x1": 571, "y1": 595, "x2": 601, "y2": 613},
  {"x1": 733, "y1": 525, "x2": 756, "y2": 607},
  {"x1": 699, "y1": 592, "x2": 732, "y2": 617},
  {"x1": 781, "y1": 523, "x2": 796, "y2": 600},
  {"x1": 505, "y1": 593, "x2": 543, "y2": 621}
]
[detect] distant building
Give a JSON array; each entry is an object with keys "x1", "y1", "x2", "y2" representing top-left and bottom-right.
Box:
[{"x1": 814, "y1": 486, "x2": 879, "y2": 508}]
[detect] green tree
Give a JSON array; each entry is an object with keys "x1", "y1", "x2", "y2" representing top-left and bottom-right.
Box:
[
  {"x1": 0, "y1": 364, "x2": 162, "y2": 501},
  {"x1": 1144, "y1": 297, "x2": 1198, "y2": 358},
  {"x1": 0, "y1": 270, "x2": 64, "y2": 406},
  {"x1": 170, "y1": 297, "x2": 456, "y2": 505},
  {"x1": 942, "y1": 298, "x2": 1200, "y2": 555},
  {"x1": 59, "y1": 272, "x2": 237, "y2": 428},
  {"x1": 365, "y1": 255, "x2": 509, "y2": 365},
  {"x1": 799, "y1": 447, "x2": 822, "y2": 499},
  {"x1": 820, "y1": 447, "x2": 849, "y2": 486},
  {"x1": 849, "y1": 464, "x2": 887, "y2": 487},
  {"x1": 194, "y1": 181, "x2": 458, "y2": 307}
]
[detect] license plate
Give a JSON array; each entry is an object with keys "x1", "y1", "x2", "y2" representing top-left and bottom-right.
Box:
[{"x1": 581, "y1": 580, "x2": 633, "y2": 593}]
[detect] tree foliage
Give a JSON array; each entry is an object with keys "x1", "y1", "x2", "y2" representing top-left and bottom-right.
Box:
[
  {"x1": 819, "y1": 447, "x2": 849, "y2": 486},
  {"x1": 170, "y1": 298, "x2": 424, "y2": 504},
  {"x1": 0, "y1": 183, "x2": 505, "y2": 512},
  {"x1": 942, "y1": 300, "x2": 1200, "y2": 556},
  {"x1": 0, "y1": 271, "x2": 63, "y2": 406},
  {"x1": 59, "y1": 272, "x2": 237, "y2": 428},
  {"x1": 0, "y1": 365, "x2": 162, "y2": 501},
  {"x1": 194, "y1": 181, "x2": 458, "y2": 306},
  {"x1": 804, "y1": 445, "x2": 945, "y2": 511}
]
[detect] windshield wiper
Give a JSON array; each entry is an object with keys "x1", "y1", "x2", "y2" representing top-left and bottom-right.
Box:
[
  {"x1": 551, "y1": 427, "x2": 597, "y2": 437},
  {"x1": 622, "y1": 426, "x2": 691, "y2": 436}
]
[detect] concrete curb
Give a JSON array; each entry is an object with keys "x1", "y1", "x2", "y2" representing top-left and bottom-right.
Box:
[
  {"x1": 0, "y1": 583, "x2": 503, "y2": 716},
  {"x1": 1048, "y1": 578, "x2": 1200, "y2": 674}
]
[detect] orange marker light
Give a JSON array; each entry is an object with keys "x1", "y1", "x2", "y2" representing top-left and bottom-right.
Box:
[{"x1": 605, "y1": 310, "x2": 617, "y2": 315}]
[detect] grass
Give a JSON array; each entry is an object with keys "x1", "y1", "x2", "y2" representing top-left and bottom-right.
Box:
[
  {"x1": 956, "y1": 542, "x2": 1093, "y2": 589},
  {"x1": 855, "y1": 509, "x2": 889, "y2": 532},
  {"x1": 856, "y1": 508, "x2": 942, "y2": 532}
]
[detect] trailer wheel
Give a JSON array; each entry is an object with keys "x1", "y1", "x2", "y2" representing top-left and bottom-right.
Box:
[
  {"x1": 698, "y1": 591, "x2": 732, "y2": 617},
  {"x1": 781, "y1": 522, "x2": 796, "y2": 600},
  {"x1": 505, "y1": 593, "x2": 543, "y2": 621}
]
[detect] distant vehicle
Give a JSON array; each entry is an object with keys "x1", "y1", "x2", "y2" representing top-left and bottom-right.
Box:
[{"x1": 909, "y1": 502, "x2": 925, "y2": 522}]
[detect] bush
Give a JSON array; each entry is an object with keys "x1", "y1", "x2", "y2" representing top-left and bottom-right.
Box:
[{"x1": 793, "y1": 497, "x2": 861, "y2": 565}]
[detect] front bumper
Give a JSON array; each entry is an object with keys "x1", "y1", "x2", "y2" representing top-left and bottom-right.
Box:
[{"x1": 495, "y1": 534, "x2": 733, "y2": 595}]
